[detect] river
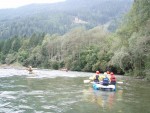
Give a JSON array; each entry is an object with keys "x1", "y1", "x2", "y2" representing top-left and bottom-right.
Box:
[{"x1": 0, "y1": 68, "x2": 150, "y2": 113}]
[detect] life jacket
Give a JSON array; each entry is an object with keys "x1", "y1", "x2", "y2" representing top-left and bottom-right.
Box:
[
  {"x1": 110, "y1": 75, "x2": 116, "y2": 82},
  {"x1": 102, "y1": 77, "x2": 109, "y2": 85},
  {"x1": 94, "y1": 75, "x2": 99, "y2": 82}
]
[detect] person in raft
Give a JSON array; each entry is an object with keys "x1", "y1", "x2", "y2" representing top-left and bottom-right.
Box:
[
  {"x1": 27, "y1": 65, "x2": 33, "y2": 74},
  {"x1": 106, "y1": 71, "x2": 111, "y2": 76},
  {"x1": 102, "y1": 72, "x2": 110, "y2": 86},
  {"x1": 94, "y1": 71, "x2": 100, "y2": 83},
  {"x1": 109, "y1": 72, "x2": 116, "y2": 85}
]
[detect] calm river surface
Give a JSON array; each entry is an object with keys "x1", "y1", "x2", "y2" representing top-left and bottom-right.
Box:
[{"x1": 0, "y1": 68, "x2": 150, "y2": 113}]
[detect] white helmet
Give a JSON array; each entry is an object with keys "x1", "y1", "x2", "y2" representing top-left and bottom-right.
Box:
[{"x1": 104, "y1": 72, "x2": 108, "y2": 77}]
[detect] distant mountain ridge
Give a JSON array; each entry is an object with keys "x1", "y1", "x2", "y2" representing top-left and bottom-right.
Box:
[{"x1": 0, "y1": 0, "x2": 133, "y2": 39}]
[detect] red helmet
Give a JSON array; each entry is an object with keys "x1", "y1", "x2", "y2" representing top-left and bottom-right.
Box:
[{"x1": 96, "y1": 71, "x2": 100, "y2": 74}]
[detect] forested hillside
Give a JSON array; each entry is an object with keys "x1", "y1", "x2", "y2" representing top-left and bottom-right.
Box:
[
  {"x1": 0, "y1": 0, "x2": 149, "y2": 79},
  {"x1": 0, "y1": 0, "x2": 132, "y2": 39},
  {"x1": 110, "y1": 0, "x2": 150, "y2": 79}
]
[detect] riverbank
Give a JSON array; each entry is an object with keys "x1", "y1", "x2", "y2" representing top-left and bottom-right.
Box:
[
  {"x1": 0, "y1": 63, "x2": 148, "y2": 81},
  {"x1": 0, "y1": 63, "x2": 26, "y2": 70}
]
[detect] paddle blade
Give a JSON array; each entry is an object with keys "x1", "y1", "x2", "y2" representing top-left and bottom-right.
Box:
[
  {"x1": 83, "y1": 80, "x2": 91, "y2": 83},
  {"x1": 89, "y1": 76, "x2": 94, "y2": 80},
  {"x1": 117, "y1": 81, "x2": 123, "y2": 84}
]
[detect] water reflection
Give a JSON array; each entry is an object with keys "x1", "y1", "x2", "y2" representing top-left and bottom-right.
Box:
[{"x1": 82, "y1": 87, "x2": 123, "y2": 110}]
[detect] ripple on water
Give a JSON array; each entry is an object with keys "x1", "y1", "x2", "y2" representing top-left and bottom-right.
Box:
[
  {"x1": 42, "y1": 105, "x2": 58, "y2": 109},
  {"x1": 0, "y1": 91, "x2": 17, "y2": 100},
  {"x1": 0, "y1": 103, "x2": 26, "y2": 113},
  {"x1": 0, "y1": 102, "x2": 11, "y2": 107},
  {"x1": 19, "y1": 105, "x2": 33, "y2": 109},
  {"x1": 41, "y1": 105, "x2": 62, "y2": 112}
]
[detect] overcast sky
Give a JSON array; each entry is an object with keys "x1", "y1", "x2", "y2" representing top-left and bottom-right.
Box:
[{"x1": 0, "y1": 0, "x2": 66, "y2": 9}]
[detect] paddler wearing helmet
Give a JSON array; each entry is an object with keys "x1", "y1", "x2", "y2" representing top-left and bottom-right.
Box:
[{"x1": 93, "y1": 71, "x2": 100, "y2": 83}]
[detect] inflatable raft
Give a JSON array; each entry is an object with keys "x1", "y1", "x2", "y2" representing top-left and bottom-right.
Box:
[{"x1": 93, "y1": 82, "x2": 116, "y2": 91}]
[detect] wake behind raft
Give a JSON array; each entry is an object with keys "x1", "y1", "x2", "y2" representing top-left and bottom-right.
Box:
[{"x1": 92, "y1": 82, "x2": 116, "y2": 91}]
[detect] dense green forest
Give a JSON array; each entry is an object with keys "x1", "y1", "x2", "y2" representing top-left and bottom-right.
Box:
[
  {"x1": 0, "y1": 0, "x2": 149, "y2": 80},
  {"x1": 112, "y1": 0, "x2": 150, "y2": 79},
  {"x1": 0, "y1": 0, "x2": 132, "y2": 39}
]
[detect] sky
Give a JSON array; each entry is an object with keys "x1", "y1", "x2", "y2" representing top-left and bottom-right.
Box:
[{"x1": 0, "y1": 0, "x2": 66, "y2": 9}]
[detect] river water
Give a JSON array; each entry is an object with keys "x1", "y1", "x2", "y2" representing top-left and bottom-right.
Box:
[{"x1": 0, "y1": 68, "x2": 150, "y2": 113}]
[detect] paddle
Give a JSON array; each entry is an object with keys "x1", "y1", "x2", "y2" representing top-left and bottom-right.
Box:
[
  {"x1": 83, "y1": 79, "x2": 123, "y2": 84},
  {"x1": 117, "y1": 81, "x2": 123, "y2": 84},
  {"x1": 83, "y1": 79, "x2": 91, "y2": 83},
  {"x1": 83, "y1": 76, "x2": 95, "y2": 83}
]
